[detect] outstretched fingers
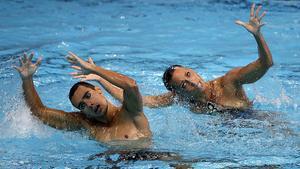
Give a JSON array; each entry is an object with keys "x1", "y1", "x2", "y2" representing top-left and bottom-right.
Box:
[
  {"x1": 255, "y1": 5, "x2": 262, "y2": 18},
  {"x1": 72, "y1": 74, "x2": 88, "y2": 81},
  {"x1": 70, "y1": 72, "x2": 84, "y2": 78},
  {"x1": 259, "y1": 22, "x2": 266, "y2": 28},
  {"x1": 71, "y1": 65, "x2": 82, "y2": 71},
  {"x1": 235, "y1": 20, "x2": 246, "y2": 27},
  {"x1": 22, "y1": 53, "x2": 28, "y2": 64},
  {"x1": 28, "y1": 52, "x2": 34, "y2": 61},
  {"x1": 72, "y1": 74, "x2": 85, "y2": 78},
  {"x1": 259, "y1": 11, "x2": 266, "y2": 21},
  {"x1": 250, "y1": 3, "x2": 255, "y2": 17},
  {"x1": 13, "y1": 66, "x2": 22, "y2": 72},
  {"x1": 34, "y1": 57, "x2": 42, "y2": 67},
  {"x1": 88, "y1": 57, "x2": 95, "y2": 65},
  {"x1": 66, "y1": 55, "x2": 76, "y2": 63},
  {"x1": 19, "y1": 57, "x2": 25, "y2": 65},
  {"x1": 68, "y1": 51, "x2": 78, "y2": 57},
  {"x1": 68, "y1": 51, "x2": 81, "y2": 61},
  {"x1": 67, "y1": 52, "x2": 87, "y2": 66}
]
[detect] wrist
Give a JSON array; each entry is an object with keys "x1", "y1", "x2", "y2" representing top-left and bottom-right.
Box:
[
  {"x1": 89, "y1": 64, "x2": 97, "y2": 72},
  {"x1": 21, "y1": 75, "x2": 33, "y2": 81},
  {"x1": 252, "y1": 30, "x2": 262, "y2": 37}
]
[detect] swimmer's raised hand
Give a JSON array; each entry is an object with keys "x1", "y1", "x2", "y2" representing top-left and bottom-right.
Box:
[
  {"x1": 67, "y1": 51, "x2": 96, "y2": 76},
  {"x1": 14, "y1": 52, "x2": 42, "y2": 79},
  {"x1": 235, "y1": 4, "x2": 266, "y2": 36},
  {"x1": 72, "y1": 73, "x2": 101, "y2": 82}
]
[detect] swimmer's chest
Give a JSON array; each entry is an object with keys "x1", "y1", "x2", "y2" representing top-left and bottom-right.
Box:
[
  {"x1": 93, "y1": 111, "x2": 147, "y2": 141},
  {"x1": 189, "y1": 84, "x2": 251, "y2": 113},
  {"x1": 213, "y1": 80, "x2": 251, "y2": 108}
]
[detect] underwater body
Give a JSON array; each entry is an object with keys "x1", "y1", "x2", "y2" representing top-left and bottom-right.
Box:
[{"x1": 0, "y1": 0, "x2": 300, "y2": 168}]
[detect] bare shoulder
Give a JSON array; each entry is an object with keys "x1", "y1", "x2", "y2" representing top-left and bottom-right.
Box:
[
  {"x1": 69, "y1": 111, "x2": 87, "y2": 120},
  {"x1": 218, "y1": 67, "x2": 243, "y2": 87},
  {"x1": 67, "y1": 111, "x2": 99, "y2": 128},
  {"x1": 208, "y1": 70, "x2": 242, "y2": 92}
]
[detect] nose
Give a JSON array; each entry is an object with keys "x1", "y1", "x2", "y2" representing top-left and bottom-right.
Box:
[
  {"x1": 190, "y1": 81, "x2": 197, "y2": 87},
  {"x1": 186, "y1": 80, "x2": 197, "y2": 88},
  {"x1": 86, "y1": 101, "x2": 94, "y2": 107}
]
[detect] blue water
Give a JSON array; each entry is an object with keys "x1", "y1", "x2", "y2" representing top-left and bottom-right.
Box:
[{"x1": 0, "y1": 0, "x2": 300, "y2": 168}]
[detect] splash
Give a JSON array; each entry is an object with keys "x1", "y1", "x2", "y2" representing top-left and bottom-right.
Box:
[{"x1": 0, "y1": 93, "x2": 51, "y2": 139}]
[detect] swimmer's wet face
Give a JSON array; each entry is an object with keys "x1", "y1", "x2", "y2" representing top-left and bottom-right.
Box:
[
  {"x1": 69, "y1": 82, "x2": 108, "y2": 120},
  {"x1": 163, "y1": 65, "x2": 207, "y2": 99}
]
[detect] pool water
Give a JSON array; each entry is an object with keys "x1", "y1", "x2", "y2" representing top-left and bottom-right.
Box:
[{"x1": 0, "y1": 0, "x2": 300, "y2": 168}]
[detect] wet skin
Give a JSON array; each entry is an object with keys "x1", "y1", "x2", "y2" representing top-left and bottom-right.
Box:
[
  {"x1": 16, "y1": 52, "x2": 152, "y2": 144},
  {"x1": 80, "y1": 4, "x2": 272, "y2": 113},
  {"x1": 71, "y1": 85, "x2": 108, "y2": 121},
  {"x1": 170, "y1": 67, "x2": 252, "y2": 112}
]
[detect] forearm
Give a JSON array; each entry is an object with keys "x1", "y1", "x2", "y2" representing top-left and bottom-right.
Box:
[
  {"x1": 254, "y1": 32, "x2": 273, "y2": 67},
  {"x1": 22, "y1": 77, "x2": 83, "y2": 130},
  {"x1": 22, "y1": 77, "x2": 45, "y2": 116},
  {"x1": 92, "y1": 66, "x2": 136, "y2": 90},
  {"x1": 96, "y1": 76, "x2": 124, "y2": 102},
  {"x1": 143, "y1": 92, "x2": 174, "y2": 108},
  {"x1": 38, "y1": 108, "x2": 84, "y2": 131},
  {"x1": 233, "y1": 32, "x2": 274, "y2": 84}
]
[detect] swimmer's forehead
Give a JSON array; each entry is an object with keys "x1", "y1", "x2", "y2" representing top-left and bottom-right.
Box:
[{"x1": 71, "y1": 85, "x2": 91, "y2": 107}]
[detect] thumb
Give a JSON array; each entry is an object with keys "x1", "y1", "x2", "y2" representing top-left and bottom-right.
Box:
[
  {"x1": 13, "y1": 66, "x2": 21, "y2": 72},
  {"x1": 35, "y1": 57, "x2": 42, "y2": 67},
  {"x1": 88, "y1": 57, "x2": 95, "y2": 65},
  {"x1": 259, "y1": 22, "x2": 266, "y2": 28},
  {"x1": 235, "y1": 20, "x2": 246, "y2": 27}
]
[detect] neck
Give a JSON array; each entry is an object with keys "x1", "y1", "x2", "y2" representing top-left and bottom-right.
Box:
[
  {"x1": 190, "y1": 82, "x2": 211, "y2": 103},
  {"x1": 105, "y1": 102, "x2": 119, "y2": 124}
]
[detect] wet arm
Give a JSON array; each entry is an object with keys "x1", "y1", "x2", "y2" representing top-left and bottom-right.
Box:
[
  {"x1": 229, "y1": 32, "x2": 273, "y2": 85},
  {"x1": 143, "y1": 92, "x2": 175, "y2": 108},
  {"x1": 94, "y1": 75, "x2": 124, "y2": 103},
  {"x1": 95, "y1": 75, "x2": 174, "y2": 108},
  {"x1": 67, "y1": 52, "x2": 142, "y2": 114},
  {"x1": 92, "y1": 66, "x2": 143, "y2": 114},
  {"x1": 227, "y1": 5, "x2": 273, "y2": 85},
  {"x1": 22, "y1": 77, "x2": 85, "y2": 130}
]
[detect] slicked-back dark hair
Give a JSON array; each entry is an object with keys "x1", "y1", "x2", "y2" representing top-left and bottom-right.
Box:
[
  {"x1": 69, "y1": 81, "x2": 96, "y2": 106},
  {"x1": 162, "y1": 65, "x2": 183, "y2": 91}
]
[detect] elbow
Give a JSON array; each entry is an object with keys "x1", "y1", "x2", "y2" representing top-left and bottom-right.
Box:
[
  {"x1": 126, "y1": 79, "x2": 138, "y2": 89},
  {"x1": 265, "y1": 60, "x2": 273, "y2": 68},
  {"x1": 259, "y1": 58, "x2": 273, "y2": 69},
  {"x1": 269, "y1": 60, "x2": 274, "y2": 67},
  {"x1": 267, "y1": 54, "x2": 274, "y2": 68},
  {"x1": 122, "y1": 78, "x2": 138, "y2": 91}
]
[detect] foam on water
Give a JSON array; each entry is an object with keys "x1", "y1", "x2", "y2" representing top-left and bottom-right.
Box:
[{"x1": 0, "y1": 96, "x2": 50, "y2": 139}]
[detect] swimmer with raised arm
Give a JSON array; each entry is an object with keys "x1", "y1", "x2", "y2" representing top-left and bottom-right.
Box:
[
  {"x1": 76, "y1": 4, "x2": 273, "y2": 113},
  {"x1": 14, "y1": 52, "x2": 151, "y2": 143}
]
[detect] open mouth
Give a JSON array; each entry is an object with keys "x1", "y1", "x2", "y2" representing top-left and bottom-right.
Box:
[
  {"x1": 196, "y1": 81, "x2": 203, "y2": 89},
  {"x1": 95, "y1": 105, "x2": 100, "y2": 113}
]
